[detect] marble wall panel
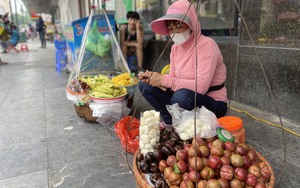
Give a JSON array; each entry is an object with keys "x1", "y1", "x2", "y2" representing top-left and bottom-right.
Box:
[{"x1": 235, "y1": 46, "x2": 300, "y2": 123}]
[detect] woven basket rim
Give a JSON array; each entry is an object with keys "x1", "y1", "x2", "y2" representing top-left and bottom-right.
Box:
[
  {"x1": 255, "y1": 151, "x2": 275, "y2": 187},
  {"x1": 66, "y1": 86, "x2": 89, "y2": 95},
  {"x1": 73, "y1": 103, "x2": 97, "y2": 122},
  {"x1": 133, "y1": 149, "x2": 154, "y2": 188}
]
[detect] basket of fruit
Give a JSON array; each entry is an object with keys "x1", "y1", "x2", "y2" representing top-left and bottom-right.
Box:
[
  {"x1": 89, "y1": 82, "x2": 127, "y2": 103},
  {"x1": 111, "y1": 72, "x2": 138, "y2": 98},
  {"x1": 66, "y1": 79, "x2": 97, "y2": 122},
  {"x1": 133, "y1": 126, "x2": 275, "y2": 188},
  {"x1": 66, "y1": 79, "x2": 90, "y2": 104}
]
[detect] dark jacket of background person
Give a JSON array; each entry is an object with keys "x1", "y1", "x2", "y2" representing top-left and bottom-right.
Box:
[
  {"x1": 36, "y1": 17, "x2": 45, "y2": 32},
  {"x1": 36, "y1": 17, "x2": 46, "y2": 48}
]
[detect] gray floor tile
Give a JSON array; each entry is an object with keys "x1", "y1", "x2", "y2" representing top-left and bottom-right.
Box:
[
  {"x1": 48, "y1": 155, "x2": 135, "y2": 188},
  {"x1": 47, "y1": 132, "x2": 118, "y2": 165},
  {"x1": 0, "y1": 170, "x2": 48, "y2": 188},
  {"x1": 264, "y1": 153, "x2": 300, "y2": 188},
  {"x1": 0, "y1": 108, "x2": 45, "y2": 126},
  {"x1": 0, "y1": 119, "x2": 46, "y2": 148},
  {"x1": 0, "y1": 140, "x2": 47, "y2": 180},
  {"x1": 5, "y1": 87, "x2": 45, "y2": 100}
]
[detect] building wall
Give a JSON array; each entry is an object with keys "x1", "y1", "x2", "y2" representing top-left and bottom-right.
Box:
[
  {"x1": 0, "y1": 0, "x2": 10, "y2": 15},
  {"x1": 235, "y1": 46, "x2": 300, "y2": 123},
  {"x1": 58, "y1": 0, "x2": 81, "y2": 33}
]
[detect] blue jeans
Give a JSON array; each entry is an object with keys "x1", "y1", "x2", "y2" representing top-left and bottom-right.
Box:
[
  {"x1": 0, "y1": 41, "x2": 7, "y2": 52},
  {"x1": 139, "y1": 82, "x2": 227, "y2": 124},
  {"x1": 38, "y1": 30, "x2": 46, "y2": 48}
]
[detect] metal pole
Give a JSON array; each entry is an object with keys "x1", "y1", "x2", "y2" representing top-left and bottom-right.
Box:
[
  {"x1": 14, "y1": 0, "x2": 19, "y2": 26},
  {"x1": 133, "y1": 0, "x2": 135, "y2": 11},
  {"x1": 9, "y1": 0, "x2": 14, "y2": 23},
  {"x1": 20, "y1": 5, "x2": 24, "y2": 25}
]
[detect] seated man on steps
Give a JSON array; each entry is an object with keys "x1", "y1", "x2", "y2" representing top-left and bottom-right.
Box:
[{"x1": 120, "y1": 11, "x2": 144, "y2": 71}]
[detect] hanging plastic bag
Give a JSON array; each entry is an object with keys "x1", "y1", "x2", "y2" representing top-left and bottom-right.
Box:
[
  {"x1": 89, "y1": 100, "x2": 131, "y2": 128},
  {"x1": 166, "y1": 103, "x2": 219, "y2": 140},
  {"x1": 85, "y1": 20, "x2": 111, "y2": 58},
  {"x1": 115, "y1": 116, "x2": 140, "y2": 154}
]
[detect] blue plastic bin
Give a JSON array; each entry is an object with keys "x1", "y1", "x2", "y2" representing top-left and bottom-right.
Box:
[
  {"x1": 56, "y1": 49, "x2": 66, "y2": 72},
  {"x1": 54, "y1": 40, "x2": 67, "y2": 49}
]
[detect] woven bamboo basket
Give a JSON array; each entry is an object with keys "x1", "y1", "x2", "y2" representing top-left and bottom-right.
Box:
[
  {"x1": 133, "y1": 149, "x2": 275, "y2": 188},
  {"x1": 256, "y1": 152, "x2": 275, "y2": 188},
  {"x1": 73, "y1": 104, "x2": 97, "y2": 122},
  {"x1": 133, "y1": 149, "x2": 154, "y2": 188}
]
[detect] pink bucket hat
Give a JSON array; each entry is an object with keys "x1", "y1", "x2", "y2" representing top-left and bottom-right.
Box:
[{"x1": 151, "y1": 9, "x2": 192, "y2": 36}]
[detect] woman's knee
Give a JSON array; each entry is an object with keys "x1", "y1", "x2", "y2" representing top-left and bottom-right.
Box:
[
  {"x1": 170, "y1": 89, "x2": 194, "y2": 108},
  {"x1": 139, "y1": 82, "x2": 154, "y2": 93},
  {"x1": 136, "y1": 45, "x2": 143, "y2": 52}
]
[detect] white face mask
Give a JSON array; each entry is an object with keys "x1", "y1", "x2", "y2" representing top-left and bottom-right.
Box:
[{"x1": 171, "y1": 29, "x2": 191, "y2": 45}]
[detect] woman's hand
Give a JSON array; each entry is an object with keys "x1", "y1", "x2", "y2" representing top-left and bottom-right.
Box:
[
  {"x1": 138, "y1": 71, "x2": 163, "y2": 87},
  {"x1": 137, "y1": 71, "x2": 149, "y2": 83},
  {"x1": 148, "y1": 71, "x2": 163, "y2": 87}
]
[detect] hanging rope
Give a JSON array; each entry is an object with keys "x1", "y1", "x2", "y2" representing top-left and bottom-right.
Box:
[
  {"x1": 192, "y1": 1, "x2": 202, "y2": 187},
  {"x1": 74, "y1": 8, "x2": 95, "y2": 80},
  {"x1": 233, "y1": 1, "x2": 286, "y2": 187},
  {"x1": 102, "y1": 8, "x2": 131, "y2": 73}
]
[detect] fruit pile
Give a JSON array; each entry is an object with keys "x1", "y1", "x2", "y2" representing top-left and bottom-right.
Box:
[
  {"x1": 68, "y1": 80, "x2": 90, "y2": 93},
  {"x1": 136, "y1": 126, "x2": 273, "y2": 188},
  {"x1": 80, "y1": 75, "x2": 112, "y2": 90},
  {"x1": 111, "y1": 72, "x2": 138, "y2": 87},
  {"x1": 72, "y1": 74, "x2": 128, "y2": 98},
  {"x1": 90, "y1": 82, "x2": 127, "y2": 98}
]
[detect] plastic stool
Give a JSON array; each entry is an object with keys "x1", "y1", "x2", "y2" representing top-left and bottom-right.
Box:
[
  {"x1": 20, "y1": 43, "x2": 29, "y2": 52},
  {"x1": 6, "y1": 44, "x2": 19, "y2": 53},
  {"x1": 56, "y1": 49, "x2": 66, "y2": 72}
]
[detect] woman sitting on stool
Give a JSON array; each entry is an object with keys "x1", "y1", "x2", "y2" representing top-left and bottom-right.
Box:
[{"x1": 6, "y1": 25, "x2": 20, "y2": 53}]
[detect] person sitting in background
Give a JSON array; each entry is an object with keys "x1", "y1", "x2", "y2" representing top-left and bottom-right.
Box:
[
  {"x1": 0, "y1": 13, "x2": 11, "y2": 64},
  {"x1": 120, "y1": 11, "x2": 144, "y2": 71},
  {"x1": 138, "y1": 0, "x2": 228, "y2": 126},
  {"x1": 0, "y1": 14, "x2": 12, "y2": 53},
  {"x1": 6, "y1": 25, "x2": 20, "y2": 53},
  {"x1": 0, "y1": 25, "x2": 10, "y2": 53}
]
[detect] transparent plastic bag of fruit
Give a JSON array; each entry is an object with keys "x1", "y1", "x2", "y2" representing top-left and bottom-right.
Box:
[{"x1": 166, "y1": 103, "x2": 218, "y2": 140}]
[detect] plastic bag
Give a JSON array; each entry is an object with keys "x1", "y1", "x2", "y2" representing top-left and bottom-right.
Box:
[
  {"x1": 166, "y1": 103, "x2": 219, "y2": 140},
  {"x1": 85, "y1": 21, "x2": 111, "y2": 57},
  {"x1": 115, "y1": 116, "x2": 140, "y2": 154},
  {"x1": 89, "y1": 100, "x2": 131, "y2": 128}
]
